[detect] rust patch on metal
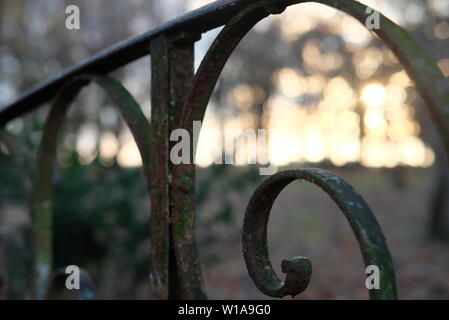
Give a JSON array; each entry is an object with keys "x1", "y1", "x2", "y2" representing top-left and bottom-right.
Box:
[
  {"x1": 32, "y1": 75, "x2": 151, "y2": 299},
  {"x1": 242, "y1": 168, "x2": 397, "y2": 300}
]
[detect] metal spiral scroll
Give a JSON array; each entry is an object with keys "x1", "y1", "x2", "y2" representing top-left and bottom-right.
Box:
[
  {"x1": 242, "y1": 168, "x2": 397, "y2": 300},
  {"x1": 2, "y1": 0, "x2": 448, "y2": 300},
  {"x1": 177, "y1": 0, "x2": 449, "y2": 300}
]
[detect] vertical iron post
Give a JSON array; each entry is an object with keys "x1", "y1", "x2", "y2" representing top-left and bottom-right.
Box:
[{"x1": 150, "y1": 32, "x2": 205, "y2": 299}]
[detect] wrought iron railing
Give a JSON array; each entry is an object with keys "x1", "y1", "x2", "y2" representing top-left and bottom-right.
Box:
[{"x1": 1, "y1": 0, "x2": 449, "y2": 300}]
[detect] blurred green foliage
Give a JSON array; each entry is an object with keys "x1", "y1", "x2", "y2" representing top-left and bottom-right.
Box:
[{"x1": 0, "y1": 146, "x2": 262, "y2": 298}]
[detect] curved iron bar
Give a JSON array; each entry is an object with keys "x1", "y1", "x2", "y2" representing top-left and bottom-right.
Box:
[
  {"x1": 1, "y1": 0, "x2": 448, "y2": 155},
  {"x1": 0, "y1": 0, "x2": 447, "y2": 300},
  {"x1": 180, "y1": 1, "x2": 282, "y2": 128},
  {"x1": 177, "y1": 0, "x2": 446, "y2": 298},
  {"x1": 32, "y1": 74, "x2": 152, "y2": 299},
  {"x1": 242, "y1": 168, "x2": 397, "y2": 299},
  {"x1": 181, "y1": 0, "x2": 449, "y2": 158},
  {"x1": 0, "y1": 0, "x2": 262, "y2": 125}
]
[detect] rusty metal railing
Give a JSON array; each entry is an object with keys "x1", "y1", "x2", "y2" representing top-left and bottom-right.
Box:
[{"x1": 1, "y1": 0, "x2": 449, "y2": 300}]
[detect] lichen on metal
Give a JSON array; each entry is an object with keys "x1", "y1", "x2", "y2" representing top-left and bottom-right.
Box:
[
  {"x1": 31, "y1": 75, "x2": 152, "y2": 299},
  {"x1": 1, "y1": 0, "x2": 448, "y2": 300},
  {"x1": 242, "y1": 168, "x2": 397, "y2": 300},
  {"x1": 150, "y1": 32, "x2": 206, "y2": 300}
]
